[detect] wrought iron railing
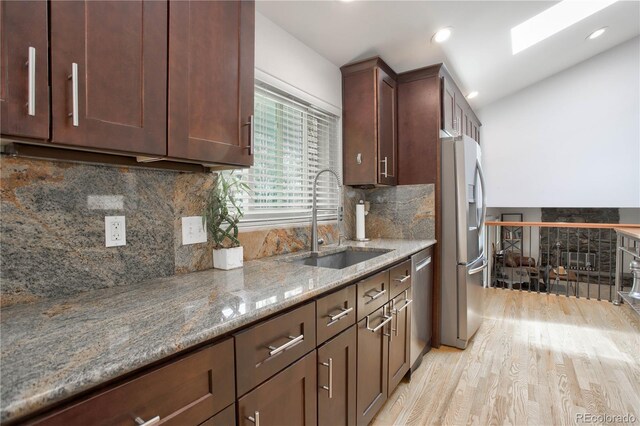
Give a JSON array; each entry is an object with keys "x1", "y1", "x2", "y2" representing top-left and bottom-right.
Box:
[{"x1": 485, "y1": 221, "x2": 640, "y2": 302}]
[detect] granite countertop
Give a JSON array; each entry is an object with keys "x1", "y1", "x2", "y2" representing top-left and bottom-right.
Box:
[{"x1": 0, "y1": 238, "x2": 435, "y2": 423}]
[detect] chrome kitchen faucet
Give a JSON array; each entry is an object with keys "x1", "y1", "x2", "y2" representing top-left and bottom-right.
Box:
[{"x1": 311, "y1": 169, "x2": 343, "y2": 254}]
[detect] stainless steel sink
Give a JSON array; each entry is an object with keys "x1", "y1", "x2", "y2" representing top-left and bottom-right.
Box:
[{"x1": 287, "y1": 248, "x2": 391, "y2": 270}]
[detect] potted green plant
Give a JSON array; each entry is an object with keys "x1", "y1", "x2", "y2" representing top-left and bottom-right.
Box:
[{"x1": 203, "y1": 172, "x2": 250, "y2": 270}]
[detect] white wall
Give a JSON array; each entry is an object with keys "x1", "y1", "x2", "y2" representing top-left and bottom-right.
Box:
[
  {"x1": 255, "y1": 12, "x2": 342, "y2": 114},
  {"x1": 479, "y1": 37, "x2": 640, "y2": 208}
]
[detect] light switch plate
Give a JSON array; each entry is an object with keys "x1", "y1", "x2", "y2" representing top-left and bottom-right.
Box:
[
  {"x1": 182, "y1": 216, "x2": 207, "y2": 245},
  {"x1": 105, "y1": 216, "x2": 126, "y2": 247}
]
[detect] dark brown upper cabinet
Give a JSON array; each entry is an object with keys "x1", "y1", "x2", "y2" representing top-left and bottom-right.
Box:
[
  {"x1": 168, "y1": 0, "x2": 254, "y2": 167},
  {"x1": 341, "y1": 57, "x2": 397, "y2": 187},
  {"x1": 49, "y1": 0, "x2": 167, "y2": 156},
  {"x1": 397, "y1": 64, "x2": 482, "y2": 186},
  {"x1": 0, "y1": 0, "x2": 49, "y2": 140}
]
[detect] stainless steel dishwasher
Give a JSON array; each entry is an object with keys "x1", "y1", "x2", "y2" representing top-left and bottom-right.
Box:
[{"x1": 410, "y1": 247, "x2": 433, "y2": 373}]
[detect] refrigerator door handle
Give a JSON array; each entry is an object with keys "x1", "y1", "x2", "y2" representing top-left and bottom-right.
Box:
[
  {"x1": 476, "y1": 159, "x2": 487, "y2": 232},
  {"x1": 468, "y1": 260, "x2": 488, "y2": 275}
]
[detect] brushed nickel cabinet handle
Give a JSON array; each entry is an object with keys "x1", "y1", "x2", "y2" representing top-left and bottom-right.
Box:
[
  {"x1": 247, "y1": 411, "x2": 260, "y2": 426},
  {"x1": 393, "y1": 290, "x2": 413, "y2": 315},
  {"x1": 243, "y1": 114, "x2": 254, "y2": 155},
  {"x1": 327, "y1": 306, "x2": 353, "y2": 326},
  {"x1": 68, "y1": 63, "x2": 79, "y2": 126},
  {"x1": 365, "y1": 288, "x2": 386, "y2": 302},
  {"x1": 134, "y1": 416, "x2": 159, "y2": 426},
  {"x1": 26, "y1": 47, "x2": 36, "y2": 116},
  {"x1": 393, "y1": 275, "x2": 411, "y2": 283},
  {"x1": 380, "y1": 156, "x2": 388, "y2": 178},
  {"x1": 366, "y1": 312, "x2": 392, "y2": 333},
  {"x1": 267, "y1": 334, "x2": 304, "y2": 357},
  {"x1": 320, "y1": 357, "x2": 333, "y2": 398}
]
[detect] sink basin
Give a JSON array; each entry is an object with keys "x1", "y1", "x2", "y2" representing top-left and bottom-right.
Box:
[{"x1": 287, "y1": 248, "x2": 391, "y2": 270}]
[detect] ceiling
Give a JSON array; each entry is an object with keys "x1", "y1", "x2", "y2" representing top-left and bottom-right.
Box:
[{"x1": 256, "y1": 1, "x2": 640, "y2": 109}]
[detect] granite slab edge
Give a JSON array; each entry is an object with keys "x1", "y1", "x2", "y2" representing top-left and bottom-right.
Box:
[{"x1": 1, "y1": 239, "x2": 436, "y2": 423}]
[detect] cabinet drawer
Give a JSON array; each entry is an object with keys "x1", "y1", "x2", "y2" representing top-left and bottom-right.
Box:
[
  {"x1": 356, "y1": 270, "x2": 389, "y2": 321},
  {"x1": 235, "y1": 302, "x2": 316, "y2": 397},
  {"x1": 35, "y1": 339, "x2": 235, "y2": 426},
  {"x1": 316, "y1": 285, "x2": 356, "y2": 345},
  {"x1": 200, "y1": 403, "x2": 236, "y2": 426},
  {"x1": 389, "y1": 259, "x2": 412, "y2": 299}
]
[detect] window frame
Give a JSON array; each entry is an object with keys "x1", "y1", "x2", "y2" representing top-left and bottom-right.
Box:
[{"x1": 235, "y1": 70, "x2": 343, "y2": 230}]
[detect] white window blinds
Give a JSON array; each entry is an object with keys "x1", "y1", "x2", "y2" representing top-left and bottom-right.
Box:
[{"x1": 235, "y1": 83, "x2": 341, "y2": 227}]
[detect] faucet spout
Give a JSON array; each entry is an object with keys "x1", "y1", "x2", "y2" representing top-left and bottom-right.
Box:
[{"x1": 311, "y1": 168, "x2": 342, "y2": 254}]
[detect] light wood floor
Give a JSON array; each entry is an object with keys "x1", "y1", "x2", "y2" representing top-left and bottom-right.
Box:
[{"x1": 372, "y1": 288, "x2": 640, "y2": 426}]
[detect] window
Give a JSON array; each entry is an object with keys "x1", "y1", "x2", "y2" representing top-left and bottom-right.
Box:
[{"x1": 234, "y1": 83, "x2": 341, "y2": 227}]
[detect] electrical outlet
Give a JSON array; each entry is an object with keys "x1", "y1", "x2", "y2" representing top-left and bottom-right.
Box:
[
  {"x1": 182, "y1": 216, "x2": 207, "y2": 245},
  {"x1": 105, "y1": 216, "x2": 126, "y2": 247}
]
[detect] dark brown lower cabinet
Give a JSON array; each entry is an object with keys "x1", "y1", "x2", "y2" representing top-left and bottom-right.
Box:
[
  {"x1": 238, "y1": 350, "x2": 317, "y2": 426},
  {"x1": 356, "y1": 305, "x2": 390, "y2": 426},
  {"x1": 317, "y1": 325, "x2": 357, "y2": 426},
  {"x1": 200, "y1": 404, "x2": 236, "y2": 426},
  {"x1": 388, "y1": 289, "x2": 412, "y2": 394}
]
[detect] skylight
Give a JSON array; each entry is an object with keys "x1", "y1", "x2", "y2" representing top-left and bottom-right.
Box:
[{"x1": 511, "y1": 0, "x2": 618, "y2": 55}]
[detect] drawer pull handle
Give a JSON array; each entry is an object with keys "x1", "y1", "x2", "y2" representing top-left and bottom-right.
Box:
[
  {"x1": 134, "y1": 416, "x2": 159, "y2": 426},
  {"x1": 393, "y1": 274, "x2": 411, "y2": 283},
  {"x1": 320, "y1": 357, "x2": 333, "y2": 398},
  {"x1": 365, "y1": 288, "x2": 386, "y2": 301},
  {"x1": 366, "y1": 313, "x2": 393, "y2": 333},
  {"x1": 247, "y1": 411, "x2": 260, "y2": 426},
  {"x1": 268, "y1": 334, "x2": 304, "y2": 357},
  {"x1": 393, "y1": 298, "x2": 413, "y2": 314},
  {"x1": 327, "y1": 307, "x2": 353, "y2": 326}
]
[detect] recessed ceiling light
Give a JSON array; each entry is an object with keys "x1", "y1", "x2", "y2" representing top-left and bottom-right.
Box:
[
  {"x1": 588, "y1": 27, "x2": 607, "y2": 40},
  {"x1": 432, "y1": 27, "x2": 452, "y2": 43},
  {"x1": 466, "y1": 91, "x2": 479, "y2": 99},
  {"x1": 511, "y1": 0, "x2": 618, "y2": 55}
]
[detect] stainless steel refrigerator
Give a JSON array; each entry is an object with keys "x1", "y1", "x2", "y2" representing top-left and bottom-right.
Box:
[{"x1": 440, "y1": 135, "x2": 487, "y2": 349}]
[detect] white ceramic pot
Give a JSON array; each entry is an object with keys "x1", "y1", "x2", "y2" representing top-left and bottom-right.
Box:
[{"x1": 212, "y1": 246, "x2": 244, "y2": 270}]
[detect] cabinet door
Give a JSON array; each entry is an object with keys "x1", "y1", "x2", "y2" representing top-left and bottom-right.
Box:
[
  {"x1": 356, "y1": 305, "x2": 390, "y2": 426},
  {"x1": 318, "y1": 326, "x2": 357, "y2": 426},
  {"x1": 388, "y1": 289, "x2": 412, "y2": 394},
  {"x1": 168, "y1": 0, "x2": 254, "y2": 167},
  {"x1": 50, "y1": 1, "x2": 167, "y2": 155},
  {"x1": 377, "y1": 67, "x2": 397, "y2": 186},
  {"x1": 441, "y1": 77, "x2": 455, "y2": 136},
  {"x1": 454, "y1": 101, "x2": 463, "y2": 137},
  {"x1": 238, "y1": 351, "x2": 317, "y2": 426},
  {"x1": 0, "y1": 0, "x2": 49, "y2": 139}
]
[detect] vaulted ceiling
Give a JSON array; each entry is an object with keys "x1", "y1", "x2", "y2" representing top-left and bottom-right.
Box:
[{"x1": 256, "y1": 1, "x2": 640, "y2": 108}]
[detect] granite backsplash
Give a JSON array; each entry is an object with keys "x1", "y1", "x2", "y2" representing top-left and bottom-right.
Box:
[
  {"x1": 0, "y1": 156, "x2": 337, "y2": 307},
  {"x1": 343, "y1": 184, "x2": 435, "y2": 241}
]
